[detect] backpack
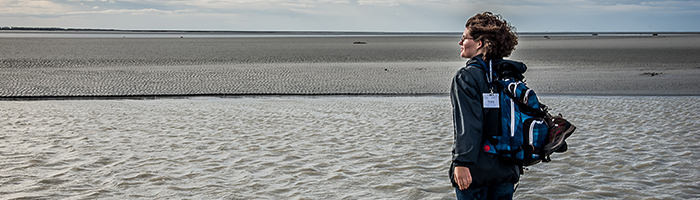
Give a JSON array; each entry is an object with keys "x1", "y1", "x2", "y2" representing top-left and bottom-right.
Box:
[{"x1": 472, "y1": 58, "x2": 576, "y2": 166}]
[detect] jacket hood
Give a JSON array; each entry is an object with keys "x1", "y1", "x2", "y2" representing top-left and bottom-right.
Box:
[
  {"x1": 492, "y1": 59, "x2": 526, "y2": 74},
  {"x1": 467, "y1": 55, "x2": 527, "y2": 80}
]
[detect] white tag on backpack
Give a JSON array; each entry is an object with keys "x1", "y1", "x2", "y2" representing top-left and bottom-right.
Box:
[{"x1": 483, "y1": 93, "x2": 500, "y2": 108}]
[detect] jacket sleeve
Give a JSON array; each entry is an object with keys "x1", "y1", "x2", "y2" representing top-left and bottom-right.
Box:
[{"x1": 451, "y1": 67, "x2": 484, "y2": 166}]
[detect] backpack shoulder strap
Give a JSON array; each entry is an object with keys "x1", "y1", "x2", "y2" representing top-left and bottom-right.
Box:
[{"x1": 495, "y1": 80, "x2": 548, "y2": 117}]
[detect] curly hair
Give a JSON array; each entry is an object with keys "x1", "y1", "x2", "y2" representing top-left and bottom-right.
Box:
[{"x1": 465, "y1": 12, "x2": 518, "y2": 60}]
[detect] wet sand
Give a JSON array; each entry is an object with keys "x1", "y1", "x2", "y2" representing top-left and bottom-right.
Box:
[
  {"x1": 2, "y1": 35, "x2": 699, "y2": 98},
  {"x1": 512, "y1": 36, "x2": 700, "y2": 95}
]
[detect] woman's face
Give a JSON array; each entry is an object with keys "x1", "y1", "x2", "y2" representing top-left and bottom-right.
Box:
[{"x1": 459, "y1": 27, "x2": 481, "y2": 59}]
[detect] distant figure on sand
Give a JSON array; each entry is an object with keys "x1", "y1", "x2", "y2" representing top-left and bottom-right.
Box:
[{"x1": 449, "y1": 12, "x2": 522, "y2": 199}]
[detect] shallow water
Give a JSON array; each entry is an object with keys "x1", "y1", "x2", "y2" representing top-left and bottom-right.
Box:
[{"x1": 1, "y1": 96, "x2": 698, "y2": 199}]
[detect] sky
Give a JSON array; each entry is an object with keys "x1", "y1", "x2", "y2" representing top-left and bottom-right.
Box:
[{"x1": 1, "y1": 0, "x2": 699, "y2": 32}]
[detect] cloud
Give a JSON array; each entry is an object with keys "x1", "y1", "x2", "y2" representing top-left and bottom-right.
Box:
[
  {"x1": 0, "y1": 0, "x2": 75, "y2": 16},
  {"x1": 356, "y1": 0, "x2": 401, "y2": 6},
  {"x1": 0, "y1": 0, "x2": 698, "y2": 31},
  {"x1": 586, "y1": 3, "x2": 651, "y2": 12},
  {"x1": 68, "y1": 8, "x2": 196, "y2": 15}
]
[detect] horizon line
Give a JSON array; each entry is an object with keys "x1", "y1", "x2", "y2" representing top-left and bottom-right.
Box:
[{"x1": 2, "y1": 26, "x2": 700, "y2": 35}]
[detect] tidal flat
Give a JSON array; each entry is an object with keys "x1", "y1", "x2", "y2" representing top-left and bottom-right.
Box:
[
  {"x1": 2, "y1": 35, "x2": 700, "y2": 97},
  {"x1": 1, "y1": 33, "x2": 699, "y2": 199}
]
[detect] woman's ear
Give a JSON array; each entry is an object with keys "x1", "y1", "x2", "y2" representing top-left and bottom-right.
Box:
[{"x1": 477, "y1": 41, "x2": 483, "y2": 49}]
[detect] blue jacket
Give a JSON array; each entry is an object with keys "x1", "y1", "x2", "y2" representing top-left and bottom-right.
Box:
[{"x1": 449, "y1": 55, "x2": 523, "y2": 188}]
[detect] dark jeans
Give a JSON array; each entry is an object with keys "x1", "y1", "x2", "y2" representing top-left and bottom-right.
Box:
[{"x1": 455, "y1": 183, "x2": 514, "y2": 200}]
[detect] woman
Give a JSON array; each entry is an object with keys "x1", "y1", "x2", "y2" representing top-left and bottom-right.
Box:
[{"x1": 449, "y1": 12, "x2": 525, "y2": 199}]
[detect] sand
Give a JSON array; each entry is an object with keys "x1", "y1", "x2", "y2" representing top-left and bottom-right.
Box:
[
  {"x1": 1, "y1": 35, "x2": 699, "y2": 98},
  {"x1": 513, "y1": 36, "x2": 700, "y2": 95}
]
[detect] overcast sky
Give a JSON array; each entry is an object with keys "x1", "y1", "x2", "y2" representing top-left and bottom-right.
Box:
[{"x1": 1, "y1": 0, "x2": 699, "y2": 32}]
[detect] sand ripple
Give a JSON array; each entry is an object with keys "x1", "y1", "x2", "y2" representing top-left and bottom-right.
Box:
[
  {"x1": 3, "y1": 36, "x2": 700, "y2": 97},
  {"x1": 0, "y1": 62, "x2": 460, "y2": 97}
]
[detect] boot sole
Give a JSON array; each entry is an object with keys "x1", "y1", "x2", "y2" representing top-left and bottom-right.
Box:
[{"x1": 544, "y1": 124, "x2": 576, "y2": 155}]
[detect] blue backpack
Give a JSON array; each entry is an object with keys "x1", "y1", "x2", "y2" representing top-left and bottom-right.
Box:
[
  {"x1": 471, "y1": 58, "x2": 575, "y2": 166},
  {"x1": 483, "y1": 78, "x2": 551, "y2": 166}
]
